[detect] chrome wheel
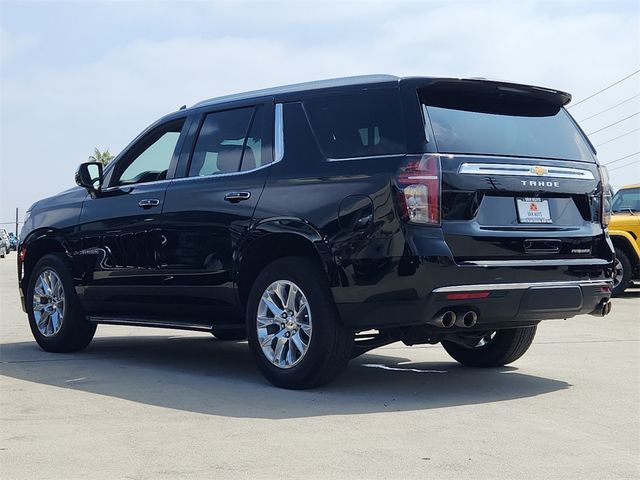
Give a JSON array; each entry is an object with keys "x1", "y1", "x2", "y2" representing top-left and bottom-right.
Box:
[
  {"x1": 32, "y1": 269, "x2": 65, "y2": 337},
  {"x1": 256, "y1": 280, "x2": 312, "y2": 369},
  {"x1": 613, "y1": 258, "x2": 624, "y2": 288}
]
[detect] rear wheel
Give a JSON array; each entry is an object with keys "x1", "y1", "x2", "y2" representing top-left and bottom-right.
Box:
[
  {"x1": 612, "y1": 247, "x2": 632, "y2": 297},
  {"x1": 246, "y1": 257, "x2": 353, "y2": 389},
  {"x1": 441, "y1": 326, "x2": 537, "y2": 367},
  {"x1": 26, "y1": 254, "x2": 96, "y2": 352}
]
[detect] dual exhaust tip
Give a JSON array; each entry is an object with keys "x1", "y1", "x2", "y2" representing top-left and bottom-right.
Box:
[
  {"x1": 430, "y1": 310, "x2": 477, "y2": 329},
  {"x1": 597, "y1": 299, "x2": 612, "y2": 317}
]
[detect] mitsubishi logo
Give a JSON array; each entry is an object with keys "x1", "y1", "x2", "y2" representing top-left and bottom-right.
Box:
[{"x1": 531, "y1": 166, "x2": 548, "y2": 176}]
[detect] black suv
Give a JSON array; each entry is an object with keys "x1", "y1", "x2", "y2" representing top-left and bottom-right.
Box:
[{"x1": 18, "y1": 75, "x2": 614, "y2": 389}]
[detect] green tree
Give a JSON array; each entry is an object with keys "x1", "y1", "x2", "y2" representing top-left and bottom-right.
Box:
[{"x1": 88, "y1": 147, "x2": 114, "y2": 166}]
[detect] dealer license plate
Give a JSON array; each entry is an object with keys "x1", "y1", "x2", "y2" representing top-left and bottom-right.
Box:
[{"x1": 516, "y1": 197, "x2": 552, "y2": 223}]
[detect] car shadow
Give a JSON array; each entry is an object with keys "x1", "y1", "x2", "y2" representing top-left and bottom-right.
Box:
[
  {"x1": 617, "y1": 287, "x2": 640, "y2": 298},
  {"x1": 0, "y1": 335, "x2": 569, "y2": 419}
]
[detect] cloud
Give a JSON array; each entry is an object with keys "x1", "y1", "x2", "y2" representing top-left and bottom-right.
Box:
[
  {"x1": 0, "y1": 28, "x2": 39, "y2": 60},
  {"x1": 1, "y1": 1, "x2": 639, "y2": 221}
]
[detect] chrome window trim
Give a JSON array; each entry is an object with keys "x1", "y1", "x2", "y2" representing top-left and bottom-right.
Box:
[
  {"x1": 274, "y1": 103, "x2": 284, "y2": 163},
  {"x1": 101, "y1": 104, "x2": 285, "y2": 189},
  {"x1": 326, "y1": 153, "x2": 407, "y2": 162},
  {"x1": 458, "y1": 162, "x2": 595, "y2": 180},
  {"x1": 458, "y1": 258, "x2": 610, "y2": 267},
  {"x1": 432, "y1": 279, "x2": 612, "y2": 293}
]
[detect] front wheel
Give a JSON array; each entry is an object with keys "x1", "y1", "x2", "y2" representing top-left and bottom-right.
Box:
[
  {"x1": 246, "y1": 257, "x2": 353, "y2": 389},
  {"x1": 441, "y1": 326, "x2": 537, "y2": 367},
  {"x1": 26, "y1": 254, "x2": 96, "y2": 352}
]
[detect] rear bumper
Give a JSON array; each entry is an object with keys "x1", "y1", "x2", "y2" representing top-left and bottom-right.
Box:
[{"x1": 334, "y1": 259, "x2": 613, "y2": 331}]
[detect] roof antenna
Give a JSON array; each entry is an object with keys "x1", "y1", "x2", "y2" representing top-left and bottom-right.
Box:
[{"x1": 179, "y1": 105, "x2": 186, "y2": 110}]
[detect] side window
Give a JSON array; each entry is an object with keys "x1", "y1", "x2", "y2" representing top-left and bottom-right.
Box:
[
  {"x1": 188, "y1": 106, "x2": 268, "y2": 177},
  {"x1": 242, "y1": 106, "x2": 271, "y2": 170},
  {"x1": 114, "y1": 118, "x2": 186, "y2": 186},
  {"x1": 304, "y1": 90, "x2": 406, "y2": 159}
]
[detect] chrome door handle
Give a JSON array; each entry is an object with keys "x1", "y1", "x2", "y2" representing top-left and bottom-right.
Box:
[
  {"x1": 138, "y1": 199, "x2": 160, "y2": 209},
  {"x1": 224, "y1": 192, "x2": 251, "y2": 203}
]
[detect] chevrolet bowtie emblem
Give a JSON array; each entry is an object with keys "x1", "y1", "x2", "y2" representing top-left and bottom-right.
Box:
[{"x1": 531, "y1": 166, "x2": 548, "y2": 176}]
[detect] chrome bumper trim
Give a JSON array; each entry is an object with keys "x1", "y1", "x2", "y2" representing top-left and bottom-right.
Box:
[
  {"x1": 432, "y1": 279, "x2": 612, "y2": 293},
  {"x1": 458, "y1": 258, "x2": 610, "y2": 267}
]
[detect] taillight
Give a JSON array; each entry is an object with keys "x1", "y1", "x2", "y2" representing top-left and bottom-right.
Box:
[
  {"x1": 598, "y1": 164, "x2": 611, "y2": 227},
  {"x1": 397, "y1": 155, "x2": 441, "y2": 225}
]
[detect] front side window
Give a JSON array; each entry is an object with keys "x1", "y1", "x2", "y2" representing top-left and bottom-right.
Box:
[
  {"x1": 114, "y1": 118, "x2": 186, "y2": 186},
  {"x1": 304, "y1": 90, "x2": 406, "y2": 159},
  {"x1": 188, "y1": 106, "x2": 268, "y2": 177}
]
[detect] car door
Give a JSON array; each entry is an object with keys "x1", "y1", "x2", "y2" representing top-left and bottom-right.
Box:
[
  {"x1": 74, "y1": 116, "x2": 190, "y2": 318},
  {"x1": 160, "y1": 102, "x2": 273, "y2": 324}
]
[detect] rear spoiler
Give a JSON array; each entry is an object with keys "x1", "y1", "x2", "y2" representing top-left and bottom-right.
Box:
[{"x1": 416, "y1": 78, "x2": 572, "y2": 117}]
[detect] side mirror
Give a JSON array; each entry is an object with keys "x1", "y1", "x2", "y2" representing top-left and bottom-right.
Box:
[{"x1": 75, "y1": 161, "x2": 103, "y2": 195}]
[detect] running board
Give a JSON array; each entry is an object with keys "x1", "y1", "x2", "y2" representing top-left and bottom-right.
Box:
[{"x1": 87, "y1": 315, "x2": 213, "y2": 332}]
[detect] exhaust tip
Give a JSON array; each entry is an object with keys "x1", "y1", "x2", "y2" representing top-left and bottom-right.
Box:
[
  {"x1": 455, "y1": 310, "x2": 478, "y2": 328},
  {"x1": 430, "y1": 310, "x2": 456, "y2": 328},
  {"x1": 602, "y1": 300, "x2": 612, "y2": 316},
  {"x1": 441, "y1": 310, "x2": 456, "y2": 328}
]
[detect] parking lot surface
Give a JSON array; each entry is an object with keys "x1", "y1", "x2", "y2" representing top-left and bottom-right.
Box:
[{"x1": 1, "y1": 257, "x2": 638, "y2": 479}]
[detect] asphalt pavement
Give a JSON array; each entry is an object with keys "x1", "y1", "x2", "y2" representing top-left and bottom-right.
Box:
[{"x1": 0, "y1": 255, "x2": 638, "y2": 479}]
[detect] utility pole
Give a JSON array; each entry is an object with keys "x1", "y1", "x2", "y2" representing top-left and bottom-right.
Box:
[{"x1": 15, "y1": 207, "x2": 18, "y2": 236}]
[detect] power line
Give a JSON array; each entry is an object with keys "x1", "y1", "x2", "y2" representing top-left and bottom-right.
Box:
[
  {"x1": 587, "y1": 112, "x2": 639, "y2": 135},
  {"x1": 602, "y1": 151, "x2": 640, "y2": 166},
  {"x1": 595, "y1": 128, "x2": 640, "y2": 147},
  {"x1": 608, "y1": 158, "x2": 640, "y2": 172},
  {"x1": 569, "y1": 69, "x2": 640, "y2": 109},
  {"x1": 578, "y1": 94, "x2": 640, "y2": 122}
]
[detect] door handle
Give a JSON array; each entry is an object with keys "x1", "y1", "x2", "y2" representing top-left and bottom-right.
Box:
[
  {"x1": 138, "y1": 199, "x2": 160, "y2": 209},
  {"x1": 224, "y1": 192, "x2": 251, "y2": 203}
]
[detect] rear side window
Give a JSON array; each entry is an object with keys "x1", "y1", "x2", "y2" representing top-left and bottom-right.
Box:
[
  {"x1": 422, "y1": 88, "x2": 594, "y2": 161},
  {"x1": 304, "y1": 90, "x2": 406, "y2": 159},
  {"x1": 189, "y1": 106, "x2": 268, "y2": 177}
]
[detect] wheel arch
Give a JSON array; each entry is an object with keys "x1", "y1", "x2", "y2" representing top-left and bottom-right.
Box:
[
  {"x1": 19, "y1": 229, "x2": 71, "y2": 288},
  {"x1": 235, "y1": 218, "x2": 338, "y2": 308},
  {"x1": 610, "y1": 231, "x2": 640, "y2": 261}
]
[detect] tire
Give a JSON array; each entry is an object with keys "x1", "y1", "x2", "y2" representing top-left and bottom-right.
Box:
[
  {"x1": 26, "y1": 253, "x2": 96, "y2": 353},
  {"x1": 441, "y1": 326, "x2": 537, "y2": 368},
  {"x1": 211, "y1": 327, "x2": 247, "y2": 341},
  {"x1": 246, "y1": 256, "x2": 353, "y2": 389},
  {"x1": 0, "y1": 247, "x2": 5, "y2": 258},
  {"x1": 612, "y1": 247, "x2": 632, "y2": 297}
]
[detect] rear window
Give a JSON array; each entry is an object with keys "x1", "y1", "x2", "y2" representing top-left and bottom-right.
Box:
[
  {"x1": 304, "y1": 90, "x2": 406, "y2": 159},
  {"x1": 423, "y1": 91, "x2": 594, "y2": 162}
]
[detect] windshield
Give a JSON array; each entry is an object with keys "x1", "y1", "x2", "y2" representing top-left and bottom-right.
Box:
[
  {"x1": 424, "y1": 100, "x2": 594, "y2": 162},
  {"x1": 612, "y1": 188, "x2": 640, "y2": 212}
]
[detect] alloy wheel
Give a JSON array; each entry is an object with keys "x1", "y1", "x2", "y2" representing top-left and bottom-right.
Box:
[
  {"x1": 256, "y1": 280, "x2": 312, "y2": 369},
  {"x1": 32, "y1": 269, "x2": 65, "y2": 337}
]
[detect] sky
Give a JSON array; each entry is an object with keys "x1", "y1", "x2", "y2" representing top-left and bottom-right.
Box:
[{"x1": 1, "y1": 0, "x2": 639, "y2": 228}]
